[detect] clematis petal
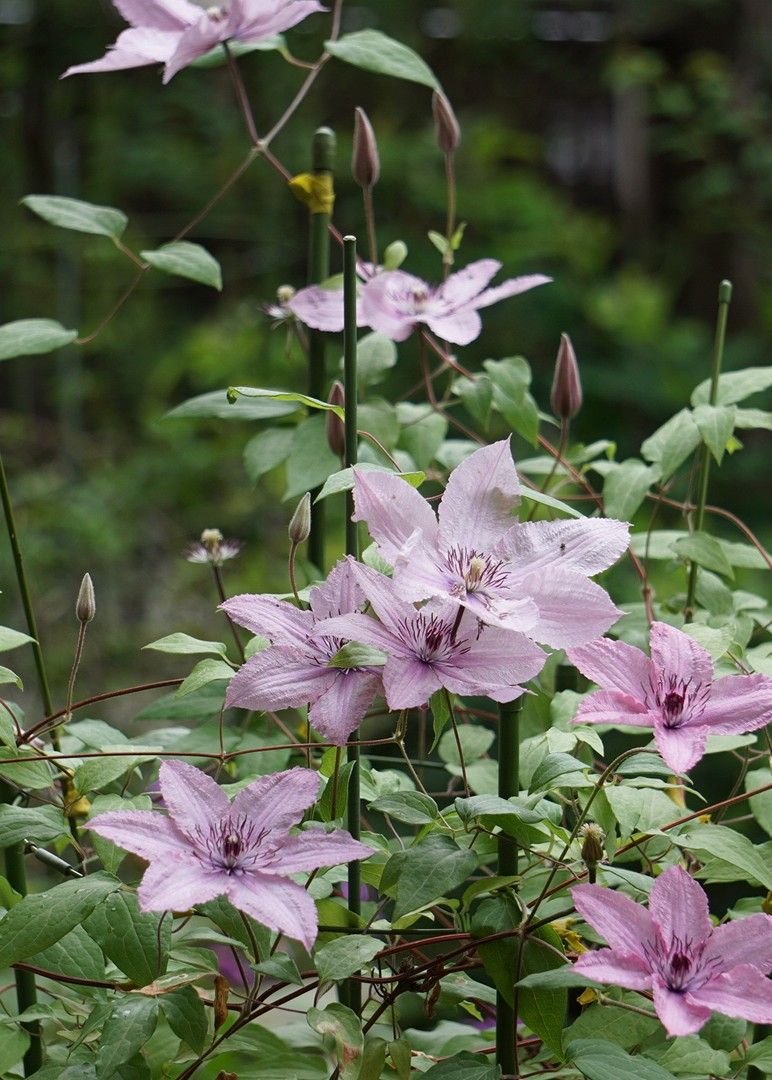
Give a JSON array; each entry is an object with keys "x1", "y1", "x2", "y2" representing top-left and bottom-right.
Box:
[
  {"x1": 437, "y1": 439, "x2": 520, "y2": 551},
  {"x1": 114, "y1": 0, "x2": 199, "y2": 30},
  {"x1": 237, "y1": 0, "x2": 326, "y2": 39},
  {"x1": 425, "y1": 308, "x2": 482, "y2": 346},
  {"x1": 309, "y1": 672, "x2": 381, "y2": 745},
  {"x1": 649, "y1": 865, "x2": 712, "y2": 952},
  {"x1": 650, "y1": 622, "x2": 713, "y2": 689},
  {"x1": 691, "y1": 964, "x2": 772, "y2": 1024},
  {"x1": 703, "y1": 914, "x2": 772, "y2": 973},
  {"x1": 700, "y1": 673, "x2": 772, "y2": 733},
  {"x1": 653, "y1": 722, "x2": 709, "y2": 774},
  {"x1": 138, "y1": 857, "x2": 224, "y2": 913},
  {"x1": 572, "y1": 949, "x2": 653, "y2": 992},
  {"x1": 571, "y1": 883, "x2": 654, "y2": 958},
  {"x1": 391, "y1": 537, "x2": 456, "y2": 604},
  {"x1": 287, "y1": 285, "x2": 366, "y2": 333},
  {"x1": 227, "y1": 871, "x2": 319, "y2": 950},
  {"x1": 231, "y1": 767, "x2": 320, "y2": 831},
  {"x1": 573, "y1": 689, "x2": 654, "y2": 727},
  {"x1": 268, "y1": 828, "x2": 374, "y2": 874},
  {"x1": 224, "y1": 645, "x2": 336, "y2": 712},
  {"x1": 517, "y1": 567, "x2": 622, "y2": 648},
  {"x1": 309, "y1": 557, "x2": 366, "y2": 620},
  {"x1": 359, "y1": 271, "x2": 426, "y2": 342},
  {"x1": 382, "y1": 657, "x2": 442, "y2": 710},
  {"x1": 350, "y1": 563, "x2": 427, "y2": 632},
  {"x1": 63, "y1": 27, "x2": 180, "y2": 76},
  {"x1": 567, "y1": 636, "x2": 653, "y2": 701},
  {"x1": 352, "y1": 468, "x2": 438, "y2": 564},
  {"x1": 433, "y1": 259, "x2": 501, "y2": 308},
  {"x1": 159, "y1": 760, "x2": 230, "y2": 837},
  {"x1": 219, "y1": 594, "x2": 313, "y2": 645},
  {"x1": 315, "y1": 611, "x2": 405, "y2": 656},
  {"x1": 459, "y1": 589, "x2": 540, "y2": 636},
  {"x1": 652, "y1": 976, "x2": 711, "y2": 1037},
  {"x1": 163, "y1": 16, "x2": 223, "y2": 81},
  {"x1": 473, "y1": 273, "x2": 552, "y2": 309},
  {"x1": 445, "y1": 625, "x2": 546, "y2": 686},
  {"x1": 504, "y1": 517, "x2": 631, "y2": 577},
  {"x1": 88, "y1": 810, "x2": 190, "y2": 862}
]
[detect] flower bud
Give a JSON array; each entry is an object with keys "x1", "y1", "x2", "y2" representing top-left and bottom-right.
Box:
[
  {"x1": 579, "y1": 822, "x2": 604, "y2": 883},
  {"x1": 326, "y1": 380, "x2": 346, "y2": 459},
  {"x1": 213, "y1": 975, "x2": 229, "y2": 1031},
  {"x1": 288, "y1": 493, "x2": 312, "y2": 546},
  {"x1": 352, "y1": 107, "x2": 380, "y2": 190},
  {"x1": 75, "y1": 573, "x2": 96, "y2": 624},
  {"x1": 550, "y1": 332, "x2": 583, "y2": 421},
  {"x1": 432, "y1": 91, "x2": 461, "y2": 154}
]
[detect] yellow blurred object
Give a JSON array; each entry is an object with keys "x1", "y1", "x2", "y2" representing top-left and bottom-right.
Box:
[
  {"x1": 288, "y1": 172, "x2": 335, "y2": 215},
  {"x1": 577, "y1": 987, "x2": 599, "y2": 1006}
]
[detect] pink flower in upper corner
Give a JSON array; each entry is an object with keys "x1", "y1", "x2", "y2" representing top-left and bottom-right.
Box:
[
  {"x1": 288, "y1": 259, "x2": 550, "y2": 345},
  {"x1": 89, "y1": 760, "x2": 372, "y2": 949},
  {"x1": 353, "y1": 439, "x2": 630, "y2": 648},
  {"x1": 571, "y1": 865, "x2": 772, "y2": 1037},
  {"x1": 567, "y1": 621, "x2": 772, "y2": 773},
  {"x1": 221, "y1": 559, "x2": 382, "y2": 745},
  {"x1": 63, "y1": 0, "x2": 325, "y2": 84},
  {"x1": 315, "y1": 562, "x2": 547, "y2": 710}
]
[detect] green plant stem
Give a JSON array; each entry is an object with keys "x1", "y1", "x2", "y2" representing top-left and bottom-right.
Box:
[
  {"x1": 685, "y1": 279, "x2": 732, "y2": 621},
  {"x1": 343, "y1": 234, "x2": 361, "y2": 1013},
  {"x1": 306, "y1": 126, "x2": 335, "y2": 574},
  {"x1": 443, "y1": 151, "x2": 456, "y2": 279},
  {"x1": 497, "y1": 698, "x2": 521, "y2": 1078}
]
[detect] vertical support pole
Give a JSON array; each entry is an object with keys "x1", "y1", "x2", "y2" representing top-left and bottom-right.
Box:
[
  {"x1": 343, "y1": 235, "x2": 361, "y2": 1012},
  {"x1": 306, "y1": 126, "x2": 336, "y2": 574},
  {"x1": 496, "y1": 697, "x2": 522, "y2": 1076}
]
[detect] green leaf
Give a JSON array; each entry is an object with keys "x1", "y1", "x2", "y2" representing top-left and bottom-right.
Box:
[
  {"x1": 473, "y1": 895, "x2": 521, "y2": 1006},
  {"x1": 325, "y1": 30, "x2": 440, "y2": 89},
  {"x1": 484, "y1": 356, "x2": 540, "y2": 446},
  {"x1": 315, "y1": 463, "x2": 424, "y2": 502},
  {"x1": 631, "y1": 529, "x2": 767, "y2": 569},
  {"x1": 602, "y1": 458, "x2": 660, "y2": 519},
  {"x1": 641, "y1": 409, "x2": 700, "y2": 481},
  {"x1": 692, "y1": 403, "x2": 737, "y2": 465},
  {"x1": 314, "y1": 934, "x2": 382, "y2": 982},
  {"x1": 454, "y1": 374, "x2": 494, "y2": 431},
  {"x1": 700, "y1": 1012, "x2": 746, "y2": 1052},
  {"x1": 230, "y1": 385, "x2": 344, "y2": 417},
  {"x1": 605, "y1": 786, "x2": 681, "y2": 838},
  {"x1": 680, "y1": 622, "x2": 733, "y2": 660},
  {"x1": 84, "y1": 891, "x2": 169, "y2": 987},
  {"x1": 142, "y1": 632, "x2": 227, "y2": 658},
  {"x1": 388, "y1": 1038, "x2": 412, "y2": 1080},
  {"x1": 0, "y1": 665, "x2": 22, "y2": 689},
  {"x1": 351, "y1": 332, "x2": 398, "y2": 387},
  {"x1": 518, "y1": 926, "x2": 568, "y2": 1058},
  {"x1": 438, "y1": 724, "x2": 494, "y2": 767},
  {"x1": 422, "y1": 1053, "x2": 502, "y2": 1078},
  {"x1": 0, "y1": 627, "x2": 34, "y2": 651},
  {"x1": 744, "y1": 1034, "x2": 772, "y2": 1071},
  {"x1": 29, "y1": 923, "x2": 106, "y2": 982},
  {"x1": 745, "y1": 767, "x2": 772, "y2": 837},
  {"x1": 370, "y1": 791, "x2": 439, "y2": 825},
  {"x1": 520, "y1": 485, "x2": 583, "y2": 519},
  {"x1": 74, "y1": 746, "x2": 160, "y2": 794},
  {"x1": 0, "y1": 804, "x2": 69, "y2": 848},
  {"x1": 95, "y1": 996, "x2": 158, "y2": 1080},
  {"x1": 87, "y1": 794, "x2": 152, "y2": 874},
  {"x1": 284, "y1": 414, "x2": 340, "y2": 499},
  {"x1": 307, "y1": 1002, "x2": 364, "y2": 1080},
  {"x1": 243, "y1": 426, "x2": 294, "y2": 481},
  {"x1": 564, "y1": 994, "x2": 659, "y2": 1050},
  {"x1": 0, "y1": 746, "x2": 57, "y2": 790},
  {"x1": 190, "y1": 34, "x2": 286, "y2": 66},
  {"x1": 328, "y1": 641, "x2": 387, "y2": 669},
  {"x1": 175, "y1": 658, "x2": 233, "y2": 698},
  {"x1": 0, "y1": 873, "x2": 121, "y2": 967},
  {"x1": 141, "y1": 241, "x2": 222, "y2": 290},
  {"x1": 396, "y1": 403, "x2": 448, "y2": 470},
  {"x1": 529, "y1": 752, "x2": 590, "y2": 792},
  {"x1": 691, "y1": 366, "x2": 772, "y2": 406},
  {"x1": 0, "y1": 319, "x2": 77, "y2": 361},
  {"x1": 359, "y1": 1038, "x2": 387, "y2": 1080},
  {"x1": 22, "y1": 194, "x2": 128, "y2": 238},
  {"x1": 676, "y1": 824, "x2": 772, "y2": 889},
  {"x1": 672, "y1": 531, "x2": 734, "y2": 579},
  {"x1": 252, "y1": 953, "x2": 303, "y2": 985},
  {"x1": 734, "y1": 406, "x2": 772, "y2": 430},
  {"x1": 159, "y1": 985, "x2": 208, "y2": 1054},
  {"x1": 517, "y1": 966, "x2": 599, "y2": 991},
  {"x1": 0, "y1": 1026, "x2": 29, "y2": 1074},
  {"x1": 165, "y1": 389, "x2": 299, "y2": 421},
  {"x1": 567, "y1": 1039, "x2": 678, "y2": 1080},
  {"x1": 653, "y1": 1035, "x2": 730, "y2": 1076},
  {"x1": 391, "y1": 834, "x2": 478, "y2": 918}
]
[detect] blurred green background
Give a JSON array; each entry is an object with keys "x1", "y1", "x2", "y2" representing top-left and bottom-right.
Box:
[{"x1": 0, "y1": 0, "x2": 770, "y2": 712}]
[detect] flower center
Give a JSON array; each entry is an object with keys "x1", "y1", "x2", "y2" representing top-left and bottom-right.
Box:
[
  {"x1": 411, "y1": 287, "x2": 429, "y2": 312},
  {"x1": 647, "y1": 673, "x2": 710, "y2": 729},
  {"x1": 197, "y1": 814, "x2": 269, "y2": 875},
  {"x1": 643, "y1": 934, "x2": 722, "y2": 994},
  {"x1": 444, "y1": 546, "x2": 509, "y2": 602},
  {"x1": 206, "y1": 5, "x2": 226, "y2": 20},
  {"x1": 399, "y1": 612, "x2": 470, "y2": 664}
]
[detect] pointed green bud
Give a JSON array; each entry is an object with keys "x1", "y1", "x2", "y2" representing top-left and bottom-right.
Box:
[
  {"x1": 383, "y1": 240, "x2": 408, "y2": 270},
  {"x1": 326, "y1": 380, "x2": 346, "y2": 459},
  {"x1": 550, "y1": 332, "x2": 583, "y2": 421},
  {"x1": 352, "y1": 107, "x2": 380, "y2": 190},
  {"x1": 75, "y1": 573, "x2": 95, "y2": 624},
  {"x1": 288, "y1": 492, "x2": 312, "y2": 546},
  {"x1": 432, "y1": 90, "x2": 461, "y2": 154}
]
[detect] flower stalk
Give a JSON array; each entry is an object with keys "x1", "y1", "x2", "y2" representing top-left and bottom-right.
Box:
[{"x1": 496, "y1": 696, "x2": 521, "y2": 1076}]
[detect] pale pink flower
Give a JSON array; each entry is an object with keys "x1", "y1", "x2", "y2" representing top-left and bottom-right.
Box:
[
  {"x1": 285, "y1": 261, "x2": 377, "y2": 333},
  {"x1": 568, "y1": 621, "x2": 772, "y2": 773},
  {"x1": 221, "y1": 559, "x2": 382, "y2": 745},
  {"x1": 63, "y1": 0, "x2": 325, "y2": 84},
  {"x1": 353, "y1": 439, "x2": 629, "y2": 648},
  {"x1": 572, "y1": 865, "x2": 772, "y2": 1037},
  {"x1": 315, "y1": 562, "x2": 547, "y2": 710},
  {"x1": 89, "y1": 760, "x2": 372, "y2": 949}
]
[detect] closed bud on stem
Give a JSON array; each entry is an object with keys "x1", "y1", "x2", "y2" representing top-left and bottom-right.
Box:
[
  {"x1": 550, "y1": 332, "x2": 583, "y2": 421},
  {"x1": 432, "y1": 90, "x2": 461, "y2": 154},
  {"x1": 352, "y1": 107, "x2": 380, "y2": 189},
  {"x1": 288, "y1": 493, "x2": 312, "y2": 546},
  {"x1": 579, "y1": 823, "x2": 605, "y2": 883},
  {"x1": 326, "y1": 380, "x2": 346, "y2": 458},
  {"x1": 75, "y1": 573, "x2": 96, "y2": 624}
]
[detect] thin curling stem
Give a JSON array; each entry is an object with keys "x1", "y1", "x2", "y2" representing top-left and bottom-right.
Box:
[
  {"x1": 64, "y1": 622, "x2": 87, "y2": 722},
  {"x1": 211, "y1": 564, "x2": 246, "y2": 664},
  {"x1": 443, "y1": 152, "x2": 457, "y2": 279},
  {"x1": 362, "y1": 186, "x2": 378, "y2": 266},
  {"x1": 343, "y1": 235, "x2": 361, "y2": 1013},
  {"x1": 685, "y1": 280, "x2": 732, "y2": 621},
  {"x1": 307, "y1": 127, "x2": 335, "y2": 574},
  {"x1": 496, "y1": 697, "x2": 521, "y2": 1077}
]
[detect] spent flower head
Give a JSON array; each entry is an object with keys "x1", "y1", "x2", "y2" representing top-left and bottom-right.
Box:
[{"x1": 185, "y1": 528, "x2": 243, "y2": 567}]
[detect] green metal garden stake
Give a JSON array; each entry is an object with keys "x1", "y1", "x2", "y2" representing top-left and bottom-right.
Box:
[
  {"x1": 497, "y1": 696, "x2": 522, "y2": 1076},
  {"x1": 306, "y1": 126, "x2": 336, "y2": 574},
  {"x1": 343, "y1": 235, "x2": 361, "y2": 1013}
]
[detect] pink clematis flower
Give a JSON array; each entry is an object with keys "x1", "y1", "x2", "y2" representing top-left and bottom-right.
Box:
[
  {"x1": 353, "y1": 439, "x2": 629, "y2": 648},
  {"x1": 571, "y1": 865, "x2": 772, "y2": 1037},
  {"x1": 221, "y1": 559, "x2": 382, "y2": 745},
  {"x1": 567, "y1": 621, "x2": 772, "y2": 773},
  {"x1": 288, "y1": 259, "x2": 550, "y2": 345},
  {"x1": 314, "y1": 562, "x2": 547, "y2": 710},
  {"x1": 89, "y1": 760, "x2": 372, "y2": 949},
  {"x1": 63, "y1": 0, "x2": 325, "y2": 84}
]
